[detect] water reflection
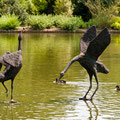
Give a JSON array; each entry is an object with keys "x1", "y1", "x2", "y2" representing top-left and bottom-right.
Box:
[{"x1": 84, "y1": 101, "x2": 98, "y2": 120}]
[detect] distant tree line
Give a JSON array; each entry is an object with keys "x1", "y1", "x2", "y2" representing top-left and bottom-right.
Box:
[
  {"x1": 0, "y1": 0, "x2": 120, "y2": 30},
  {"x1": 0, "y1": 0, "x2": 116, "y2": 22}
]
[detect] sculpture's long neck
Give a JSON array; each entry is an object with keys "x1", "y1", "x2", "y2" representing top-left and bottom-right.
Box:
[
  {"x1": 18, "y1": 32, "x2": 22, "y2": 51},
  {"x1": 18, "y1": 40, "x2": 21, "y2": 51},
  {"x1": 63, "y1": 55, "x2": 79, "y2": 73}
]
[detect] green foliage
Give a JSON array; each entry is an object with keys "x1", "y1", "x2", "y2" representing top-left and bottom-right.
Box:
[
  {"x1": 27, "y1": 15, "x2": 86, "y2": 31},
  {"x1": 54, "y1": 0, "x2": 73, "y2": 16},
  {"x1": 26, "y1": 0, "x2": 38, "y2": 15},
  {"x1": 27, "y1": 15, "x2": 54, "y2": 30},
  {"x1": 13, "y1": 0, "x2": 28, "y2": 25},
  {"x1": 111, "y1": 22, "x2": 120, "y2": 30},
  {"x1": 85, "y1": 0, "x2": 120, "y2": 28},
  {"x1": 54, "y1": 15, "x2": 86, "y2": 30},
  {"x1": 0, "y1": 0, "x2": 15, "y2": 16},
  {"x1": 85, "y1": 0, "x2": 119, "y2": 18},
  {"x1": 112, "y1": 16, "x2": 120, "y2": 23},
  {"x1": 110, "y1": 16, "x2": 120, "y2": 30},
  {"x1": 0, "y1": 0, "x2": 28, "y2": 25},
  {"x1": 0, "y1": 14, "x2": 20, "y2": 30},
  {"x1": 87, "y1": 15, "x2": 113, "y2": 28},
  {"x1": 31, "y1": 0, "x2": 48, "y2": 14}
]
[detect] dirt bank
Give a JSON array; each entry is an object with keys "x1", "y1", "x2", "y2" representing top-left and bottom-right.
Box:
[{"x1": 0, "y1": 27, "x2": 119, "y2": 33}]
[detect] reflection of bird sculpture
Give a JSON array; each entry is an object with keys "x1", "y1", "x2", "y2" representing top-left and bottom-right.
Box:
[
  {"x1": 58, "y1": 26, "x2": 111, "y2": 100},
  {"x1": 0, "y1": 32, "x2": 22, "y2": 103}
]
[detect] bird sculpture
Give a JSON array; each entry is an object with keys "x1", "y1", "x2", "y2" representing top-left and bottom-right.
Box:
[
  {"x1": 0, "y1": 32, "x2": 22, "y2": 103},
  {"x1": 58, "y1": 26, "x2": 111, "y2": 100}
]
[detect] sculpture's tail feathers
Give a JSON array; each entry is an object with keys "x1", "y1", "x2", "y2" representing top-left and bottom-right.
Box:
[{"x1": 96, "y1": 62, "x2": 109, "y2": 74}]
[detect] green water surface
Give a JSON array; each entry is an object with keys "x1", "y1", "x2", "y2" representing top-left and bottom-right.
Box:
[{"x1": 0, "y1": 33, "x2": 119, "y2": 120}]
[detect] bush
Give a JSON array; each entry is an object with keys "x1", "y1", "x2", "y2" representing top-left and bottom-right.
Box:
[
  {"x1": 27, "y1": 15, "x2": 86, "y2": 31},
  {"x1": 111, "y1": 22, "x2": 120, "y2": 30},
  {"x1": 110, "y1": 17, "x2": 120, "y2": 30},
  {"x1": 87, "y1": 15, "x2": 113, "y2": 28},
  {"x1": 54, "y1": 15, "x2": 86, "y2": 31},
  {"x1": 0, "y1": 14, "x2": 20, "y2": 30},
  {"x1": 27, "y1": 15, "x2": 54, "y2": 30}
]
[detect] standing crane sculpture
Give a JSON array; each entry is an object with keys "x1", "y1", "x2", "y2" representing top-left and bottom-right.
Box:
[
  {"x1": 58, "y1": 26, "x2": 111, "y2": 100},
  {"x1": 0, "y1": 32, "x2": 22, "y2": 103}
]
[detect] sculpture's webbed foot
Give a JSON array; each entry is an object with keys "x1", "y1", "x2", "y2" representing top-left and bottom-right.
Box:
[
  {"x1": 56, "y1": 78, "x2": 66, "y2": 84},
  {"x1": 9, "y1": 99, "x2": 17, "y2": 104}
]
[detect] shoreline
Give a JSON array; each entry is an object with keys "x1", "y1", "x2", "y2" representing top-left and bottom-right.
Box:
[{"x1": 0, "y1": 27, "x2": 120, "y2": 33}]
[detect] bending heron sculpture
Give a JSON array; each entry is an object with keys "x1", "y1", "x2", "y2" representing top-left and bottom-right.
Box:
[
  {"x1": 0, "y1": 32, "x2": 22, "y2": 103},
  {"x1": 58, "y1": 26, "x2": 111, "y2": 100}
]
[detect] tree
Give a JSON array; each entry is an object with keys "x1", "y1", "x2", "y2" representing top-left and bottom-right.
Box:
[
  {"x1": 85, "y1": 0, "x2": 119, "y2": 18},
  {"x1": 72, "y1": 0, "x2": 91, "y2": 21},
  {"x1": 54, "y1": 0, "x2": 73, "y2": 16}
]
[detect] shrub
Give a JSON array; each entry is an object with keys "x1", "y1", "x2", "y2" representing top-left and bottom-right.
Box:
[
  {"x1": 87, "y1": 14, "x2": 113, "y2": 28},
  {"x1": 0, "y1": 14, "x2": 20, "y2": 30},
  {"x1": 27, "y1": 15, "x2": 54, "y2": 30},
  {"x1": 85, "y1": 0, "x2": 119, "y2": 28},
  {"x1": 111, "y1": 22, "x2": 120, "y2": 30},
  {"x1": 54, "y1": 16, "x2": 86, "y2": 31},
  {"x1": 27, "y1": 15, "x2": 86, "y2": 31}
]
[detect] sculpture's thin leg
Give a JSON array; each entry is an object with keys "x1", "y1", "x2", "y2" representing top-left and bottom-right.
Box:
[
  {"x1": 79, "y1": 73, "x2": 93, "y2": 100},
  {"x1": 84, "y1": 73, "x2": 93, "y2": 98},
  {"x1": 2, "y1": 82, "x2": 8, "y2": 96},
  {"x1": 90, "y1": 72, "x2": 99, "y2": 100},
  {"x1": 11, "y1": 79, "x2": 14, "y2": 100}
]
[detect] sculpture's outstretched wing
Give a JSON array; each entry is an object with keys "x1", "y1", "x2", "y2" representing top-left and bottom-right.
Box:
[
  {"x1": 85, "y1": 28, "x2": 111, "y2": 60},
  {"x1": 80, "y1": 26, "x2": 96, "y2": 54},
  {"x1": 3, "y1": 51, "x2": 22, "y2": 67}
]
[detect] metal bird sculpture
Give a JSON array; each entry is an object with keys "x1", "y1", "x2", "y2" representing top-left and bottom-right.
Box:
[
  {"x1": 58, "y1": 26, "x2": 111, "y2": 100},
  {"x1": 0, "y1": 32, "x2": 22, "y2": 103}
]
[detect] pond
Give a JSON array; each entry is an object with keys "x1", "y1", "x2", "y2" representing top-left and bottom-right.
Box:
[{"x1": 0, "y1": 33, "x2": 120, "y2": 119}]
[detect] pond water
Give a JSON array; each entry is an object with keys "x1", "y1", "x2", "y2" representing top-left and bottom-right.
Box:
[{"x1": 0, "y1": 33, "x2": 120, "y2": 119}]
